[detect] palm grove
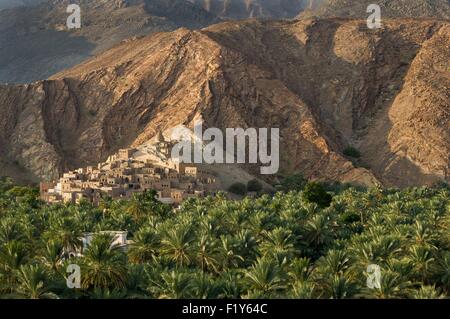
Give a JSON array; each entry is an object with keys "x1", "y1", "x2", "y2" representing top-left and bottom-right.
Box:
[{"x1": 0, "y1": 176, "x2": 449, "y2": 299}]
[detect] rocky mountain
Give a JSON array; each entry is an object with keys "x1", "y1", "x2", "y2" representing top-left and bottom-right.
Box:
[
  {"x1": 300, "y1": 0, "x2": 450, "y2": 20},
  {"x1": 187, "y1": 0, "x2": 314, "y2": 19},
  {"x1": 0, "y1": 0, "x2": 315, "y2": 84},
  {"x1": 0, "y1": 18, "x2": 448, "y2": 187},
  {"x1": 3, "y1": 0, "x2": 446, "y2": 84},
  {"x1": 0, "y1": 0, "x2": 220, "y2": 84}
]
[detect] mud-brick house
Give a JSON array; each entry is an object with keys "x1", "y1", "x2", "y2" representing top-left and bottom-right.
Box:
[
  {"x1": 170, "y1": 189, "x2": 185, "y2": 205},
  {"x1": 46, "y1": 193, "x2": 62, "y2": 204},
  {"x1": 62, "y1": 172, "x2": 79, "y2": 180},
  {"x1": 130, "y1": 161, "x2": 145, "y2": 169},
  {"x1": 40, "y1": 182, "x2": 55, "y2": 196},
  {"x1": 194, "y1": 190, "x2": 206, "y2": 197},
  {"x1": 106, "y1": 177, "x2": 121, "y2": 185},
  {"x1": 167, "y1": 170, "x2": 179, "y2": 180},
  {"x1": 120, "y1": 161, "x2": 131, "y2": 169},
  {"x1": 61, "y1": 180, "x2": 82, "y2": 193},
  {"x1": 157, "y1": 188, "x2": 172, "y2": 199},
  {"x1": 82, "y1": 181, "x2": 101, "y2": 189},
  {"x1": 179, "y1": 181, "x2": 195, "y2": 191},
  {"x1": 153, "y1": 180, "x2": 171, "y2": 190},
  {"x1": 142, "y1": 165, "x2": 163, "y2": 175},
  {"x1": 90, "y1": 171, "x2": 102, "y2": 180},
  {"x1": 61, "y1": 191, "x2": 76, "y2": 203},
  {"x1": 134, "y1": 173, "x2": 147, "y2": 184},
  {"x1": 140, "y1": 175, "x2": 160, "y2": 184},
  {"x1": 184, "y1": 166, "x2": 209, "y2": 179},
  {"x1": 113, "y1": 167, "x2": 132, "y2": 177},
  {"x1": 99, "y1": 174, "x2": 108, "y2": 184},
  {"x1": 86, "y1": 166, "x2": 95, "y2": 173},
  {"x1": 155, "y1": 131, "x2": 173, "y2": 157},
  {"x1": 108, "y1": 161, "x2": 119, "y2": 169},
  {"x1": 204, "y1": 177, "x2": 217, "y2": 184},
  {"x1": 171, "y1": 160, "x2": 188, "y2": 174},
  {"x1": 118, "y1": 148, "x2": 136, "y2": 160},
  {"x1": 100, "y1": 186, "x2": 124, "y2": 198},
  {"x1": 73, "y1": 191, "x2": 92, "y2": 204}
]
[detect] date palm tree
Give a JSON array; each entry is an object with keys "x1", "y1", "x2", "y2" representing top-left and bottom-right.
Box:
[
  {"x1": 288, "y1": 257, "x2": 313, "y2": 282},
  {"x1": 234, "y1": 230, "x2": 257, "y2": 266},
  {"x1": 80, "y1": 234, "x2": 128, "y2": 289},
  {"x1": 38, "y1": 240, "x2": 64, "y2": 273},
  {"x1": 359, "y1": 266, "x2": 413, "y2": 299},
  {"x1": 303, "y1": 214, "x2": 333, "y2": 255},
  {"x1": 193, "y1": 233, "x2": 219, "y2": 273},
  {"x1": 321, "y1": 275, "x2": 358, "y2": 299},
  {"x1": 410, "y1": 285, "x2": 445, "y2": 299},
  {"x1": 148, "y1": 270, "x2": 192, "y2": 299},
  {"x1": 0, "y1": 218, "x2": 27, "y2": 243},
  {"x1": 125, "y1": 264, "x2": 148, "y2": 299},
  {"x1": 432, "y1": 252, "x2": 450, "y2": 293},
  {"x1": 259, "y1": 227, "x2": 296, "y2": 262},
  {"x1": 0, "y1": 240, "x2": 29, "y2": 293},
  {"x1": 190, "y1": 272, "x2": 224, "y2": 299},
  {"x1": 45, "y1": 217, "x2": 82, "y2": 257},
  {"x1": 289, "y1": 280, "x2": 316, "y2": 299},
  {"x1": 406, "y1": 245, "x2": 435, "y2": 282},
  {"x1": 0, "y1": 177, "x2": 449, "y2": 299},
  {"x1": 128, "y1": 227, "x2": 161, "y2": 264},
  {"x1": 126, "y1": 190, "x2": 168, "y2": 221},
  {"x1": 216, "y1": 236, "x2": 244, "y2": 271},
  {"x1": 126, "y1": 195, "x2": 148, "y2": 221},
  {"x1": 160, "y1": 223, "x2": 195, "y2": 267},
  {"x1": 14, "y1": 264, "x2": 58, "y2": 299},
  {"x1": 244, "y1": 257, "x2": 285, "y2": 297},
  {"x1": 316, "y1": 250, "x2": 352, "y2": 277},
  {"x1": 88, "y1": 287, "x2": 127, "y2": 299}
]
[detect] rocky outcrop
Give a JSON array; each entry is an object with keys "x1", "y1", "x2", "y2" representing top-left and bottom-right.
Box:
[
  {"x1": 0, "y1": 0, "x2": 314, "y2": 84},
  {"x1": 300, "y1": 0, "x2": 450, "y2": 20},
  {"x1": 0, "y1": 0, "x2": 216, "y2": 83},
  {"x1": 2, "y1": 0, "x2": 447, "y2": 84},
  {"x1": 187, "y1": 0, "x2": 311, "y2": 19},
  {"x1": 0, "y1": 18, "x2": 448, "y2": 187}
]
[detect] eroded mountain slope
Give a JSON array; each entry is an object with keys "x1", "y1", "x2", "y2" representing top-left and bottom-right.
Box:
[
  {"x1": 0, "y1": 0, "x2": 217, "y2": 83},
  {"x1": 187, "y1": 0, "x2": 313, "y2": 19},
  {"x1": 0, "y1": 0, "x2": 317, "y2": 84},
  {"x1": 300, "y1": 0, "x2": 450, "y2": 20},
  {"x1": 0, "y1": 18, "x2": 448, "y2": 186}
]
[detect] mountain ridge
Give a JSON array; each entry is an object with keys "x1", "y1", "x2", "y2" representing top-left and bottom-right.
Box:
[
  {"x1": 1, "y1": 18, "x2": 448, "y2": 187},
  {"x1": 300, "y1": 0, "x2": 450, "y2": 20},
  {"x1": 1, "y1": 0, "x2": 448, "y2": 84}
]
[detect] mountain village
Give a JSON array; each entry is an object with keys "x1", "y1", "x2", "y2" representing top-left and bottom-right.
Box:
[{"x1": 40, "y1": 132, "x2": 221, "y2": 206}]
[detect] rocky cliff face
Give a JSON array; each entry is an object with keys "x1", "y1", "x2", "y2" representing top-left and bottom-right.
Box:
[
  {"x1": 0, "y1": 18, "x2": 448, "y2": 186},
  {"x1": 0, "y1": 0, "x2": 311, "y2": 84},
  {"x1": 0, "y1": 0, "x2": 217, "y2": 83},
  {"x1": 187, "y1": 0, "x2": 311, "y2": 19},
  {"x1": 300, "y1": 0, "x2": 450, "y2": 20},
  {"x1": 2, "y1": 0, "x2": 446, "y2": 84}
]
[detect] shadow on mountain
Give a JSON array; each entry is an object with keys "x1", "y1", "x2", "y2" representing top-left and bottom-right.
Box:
[{"x1": 0, "y1": 30, "x2": 95, "y2": 84}]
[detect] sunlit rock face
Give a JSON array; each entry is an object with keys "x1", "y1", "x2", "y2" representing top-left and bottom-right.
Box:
[{"x1": 0, "y1": 18, "x2": 448, "y2": 187}]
